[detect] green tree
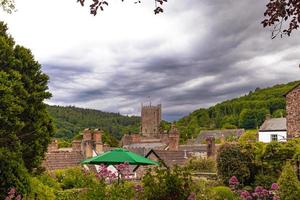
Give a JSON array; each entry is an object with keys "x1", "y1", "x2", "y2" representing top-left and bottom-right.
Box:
[
  {"x1": 277, "y1": 162, "x2": 300, "y2": 200},
  {"x1": 0, "y1": 21, "x2": 54, "y2": 195},
  {"x1": 217, "y1": 143, "x2": 256, "y2": 186},
  {"x1": 239, "y1": 109, "x2": 258, "y2": 129}
]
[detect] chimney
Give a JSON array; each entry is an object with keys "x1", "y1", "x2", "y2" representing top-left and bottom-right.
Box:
[
  {"x1": 72, "y1": 140, "x2": 81, "y2": 152},
  {"x1": 47, "y1": 140, "x2": 58, "y2": 152},
  {"x1": 168, "y1": 124, "x2": 180, "y2": 151},
  {"x1": 82, "y1": 129, "x2": 93, "y2": 158},
  {"x1": 206, "y1": 137, "x2": 216, "y2": 157},
  {"x1": 93, "y1": 129, "x2": 103, "y2": 154}
]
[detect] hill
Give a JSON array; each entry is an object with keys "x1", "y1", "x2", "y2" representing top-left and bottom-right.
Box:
[
  {"x1": 176, "y1": 80, "x2": 300, "y2": 141},
  {"x1": 47, "y1": 105, "x2": 140, "y2": 144}
]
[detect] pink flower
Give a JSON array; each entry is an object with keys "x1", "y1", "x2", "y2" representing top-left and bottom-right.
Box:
[
  {"x1": 229, "y1": 176, "x2": 239, "y2": 187},
  {"x1": 271, "y1": 183, "x2": 279, "y2": 190}
]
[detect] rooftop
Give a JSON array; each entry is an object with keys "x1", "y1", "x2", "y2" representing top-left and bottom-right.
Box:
[{"x1": 259, "y1": 118, "x2": 287, "y2": 131}]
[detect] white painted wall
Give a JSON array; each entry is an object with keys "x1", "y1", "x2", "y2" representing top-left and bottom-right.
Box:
[{"x1": 258, "y1": 131, "x2": 287, "y2": 143}]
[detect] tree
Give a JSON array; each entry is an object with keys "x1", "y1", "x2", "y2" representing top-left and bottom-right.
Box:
[
  {"x1": 277, "y1": 162, "x2": 300, "y2": 200},
  {"x1": 0, "y1": 0, "x2": 15, "y2": 13},
  {"x1": 239, "y1": 109, "x2": 258, "y2": 129},
  {"x1": 77, "y1": 0, "x2": 168, "y2": 15},
  {"x1": 217, "y1": 143, "x2": 256, "y2": 186},
  {"x1": 0, "y1": 21, "x2": 54, "y2": 172},
  {"x1": 262, "y1": 0, "x2": 300, "y2": 38}
]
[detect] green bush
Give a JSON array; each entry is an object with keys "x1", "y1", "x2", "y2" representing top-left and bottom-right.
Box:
[
  {"x1": 217, "y1": 143, "x2": 256, "y2": 186},
  {"x1": 187, "y1": 157, "x2": 216, "y2": 172},
  {"x1": 0, "y1": 148, "x2": 31, "y2": 198},
  {"x1": 208, "y1": 186, "x2": 237, "y2": 200},
  {"x1": 142, "y1": 166, "x2": 193, "y2": 200},
  {"x1": 277, "y1": 162, "x2": 300, "y2": 200},
  {"x1": 106, "y1": 181, "x2": 135, "y2": 200},
  {"x1": 28, "y1": 177, "x2": 56, "y2": 200},
  {"x1": 254, "y1": 173, "x2": 277, "y2": 189},
  {"x1": 55, "y1": 188, "x2": 86, "y2": 200}
]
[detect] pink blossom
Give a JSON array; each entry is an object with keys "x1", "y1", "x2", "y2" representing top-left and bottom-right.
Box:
[{"x1": 271, "y1": 183, "x2": 279, "y2": 190}]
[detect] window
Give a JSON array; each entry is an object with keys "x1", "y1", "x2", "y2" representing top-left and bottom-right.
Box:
[{"x1": 270, "y1": 134, "x2": 278, "y2": 141}]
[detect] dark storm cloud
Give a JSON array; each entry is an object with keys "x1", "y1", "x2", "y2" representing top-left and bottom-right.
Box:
[{"x1": 44, "y1": 0, "x2": 300, "y2": 120}]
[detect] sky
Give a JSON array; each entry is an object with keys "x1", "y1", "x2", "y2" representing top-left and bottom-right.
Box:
[{"x1": 0, "y1": 0, "x2": 300, "y2": 121}]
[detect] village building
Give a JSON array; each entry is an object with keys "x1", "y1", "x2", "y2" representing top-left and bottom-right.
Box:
[
  {"x1": 195, "y1": 129, "x2": 245, "y2": 144},
  {"x1": 258, "y1": 118, "x2": 287, "y2": 143},
  {"x1": 285, "y1": 82, "x2": 300, "y2": 138},
  {"x1": 121, "y1": 104, "x2": 180, "y2": 152},
  {"x1": 42, "y1": 129, "x2": 104, "y2": 170}
]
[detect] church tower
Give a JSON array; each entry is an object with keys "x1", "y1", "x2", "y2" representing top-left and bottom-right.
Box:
[{"x1": 141, "y1": 104, "x2": 161, "y2": 137}]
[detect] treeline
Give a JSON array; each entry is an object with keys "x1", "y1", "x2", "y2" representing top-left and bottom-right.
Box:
[
  {"x1": 47, "y1": 105, "x2": 140, "y2": 142},
  {"x1": 177, "y1": 80, "x2": 300, "y2": 141}
]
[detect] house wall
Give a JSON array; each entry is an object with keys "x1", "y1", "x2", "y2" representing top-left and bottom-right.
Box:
[
  {"x1": 258, "y1": 131, "x2": 287, "y2": 143},
  {"x1": 286, "y1": 84, "x2": 300, "y2": 137}
]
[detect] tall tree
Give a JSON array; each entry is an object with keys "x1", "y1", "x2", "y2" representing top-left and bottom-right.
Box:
[{"x1": 0, "y1": 21, "x2": 54, "y2": 171}]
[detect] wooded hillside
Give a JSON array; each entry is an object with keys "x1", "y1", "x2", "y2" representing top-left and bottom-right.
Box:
[
  {"x1": 176, "y1": 80, "x2": 300, "y2": 141},
  {"x1": 47, "y1": 105, "x2": 140, "y2": 142}
]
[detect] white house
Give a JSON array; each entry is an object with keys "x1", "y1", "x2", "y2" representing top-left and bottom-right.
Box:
[{"x1": 258, "y1": 118, "x2": 287, "y2": 143}]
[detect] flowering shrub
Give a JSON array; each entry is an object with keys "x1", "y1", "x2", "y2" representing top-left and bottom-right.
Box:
[
  {"x1": 4, "y1": 188, "x2": 22, "y2": 200},
  {"x1": 95, "y1": 162, "x2": 131, "y2": 183},
  {"x1": 229, "y1": 176, "x2": 280, "y2": 200}
]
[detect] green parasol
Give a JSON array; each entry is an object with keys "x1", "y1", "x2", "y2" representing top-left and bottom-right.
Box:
[{"x1": 81, "y1": 148, "x2": 159, "y2": 166}]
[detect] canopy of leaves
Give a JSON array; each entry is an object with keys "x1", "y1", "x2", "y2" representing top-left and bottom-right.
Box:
[
  {"x1": 0, "y1": 21, "x2": 54, "y2": 196},
  {"x1": 47, "y1": 105, "x2": 140, "y2": 141},
  {"x1": 262, "y1": 0, "x2": 300, "y2": 38},
  {"x1": 176, "y1": 81, "x2": 299, "y2": 142}
]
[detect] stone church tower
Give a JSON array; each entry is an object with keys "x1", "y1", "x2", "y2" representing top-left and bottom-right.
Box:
[
  {"x1": 141, "y1": 104, "x2": 161, "y2": 137},
  {"x1": 285, "y1": 83, "x2": 300, "y2": 138}
]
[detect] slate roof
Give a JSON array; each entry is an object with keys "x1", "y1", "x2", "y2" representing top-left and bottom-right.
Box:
[
  {"x1": 259, "y1": 118, "x2": 287, "y2": 131},
  {"x1": 178, "y1": 144, "x2": 207, "y2": 153},
  {"x1": 148, "y1": 150, "x2": 191, "y2": 167},
  {"x1": 123, "y1": 142, "x2": 167, "y2": 149},
  {"x1": 195, "y1": 129, "x2": 244, "y2": 143},
  {"x1": 42, "y1": 150, "x2": 84, "y2": 170}
]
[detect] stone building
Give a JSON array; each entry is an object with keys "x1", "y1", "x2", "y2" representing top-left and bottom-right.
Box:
[
  {"x1": 121, "y1": 104, "x2": 180, "y2": 151},
  {"x1": 42, "y1": 129, "x2": 103, "y2": 170},
  {"x1": 285, "y1": 83, "x2": 300, "y2": 138},
  {"x1": 141, "y1": 104, "x2": 161, "y2": 137}
]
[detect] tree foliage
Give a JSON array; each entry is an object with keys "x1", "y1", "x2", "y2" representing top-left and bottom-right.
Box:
[
  {"x1": 47, "y1": 105, "x2": 140, "y2": 141},
  {"x1": 176, "y1": 81, "x2": 299, "y2": 141},
  {"x1": 77, "y1": 0, "x2": 168, "y2": 15},
  {"x1": 277, "y1": 162, "x2": 300, "y2": 200},
  {"x1": 262, "y1": 0, "x2": 300, "y2": 38},
  {"x1": 0, "y1": 21, "x2": 54, "y2": 196}
]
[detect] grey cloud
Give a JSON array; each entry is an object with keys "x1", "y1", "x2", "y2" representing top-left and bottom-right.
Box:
[{"x1": 44, "y1": 0, "x2": 300, "y2": 121}]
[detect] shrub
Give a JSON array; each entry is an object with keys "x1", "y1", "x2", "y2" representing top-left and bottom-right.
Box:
[
  {"x1": 208, "y1": 186, "x2": 237, "y2": 200},
  {"x1": 106, "y1": 181, "x2": 135, "y2": 200},
  {"x1": 217, "y1": 143, "x2": 256, "y2": 186},
  {"x1": 142, "y1": 166, "x2": 193, "y2": 200},
  {"x1": 187, "y1": 157, "x2": 216, "y2": 173},
  {"x1": 28, "y1": 177, "x2": 56, "y2": 200},
  {"x1": 277, "y1": 162, "x2": 300, "y2": 200},
  {"x1": 254, "y1": 173, "x2": 277, "y2": 189},
  {"x1": 0, "y1": 148, "x2": 31, "y2": 199}
]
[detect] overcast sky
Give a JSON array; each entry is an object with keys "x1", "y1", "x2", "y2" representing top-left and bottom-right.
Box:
[{"x1": 1, "y1": 0, "x2": 299, "y2": 121}]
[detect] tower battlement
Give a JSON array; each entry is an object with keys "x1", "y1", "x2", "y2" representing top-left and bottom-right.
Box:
[{"x1": 141, "y1": 104, "x2": 161, "y2": 137}]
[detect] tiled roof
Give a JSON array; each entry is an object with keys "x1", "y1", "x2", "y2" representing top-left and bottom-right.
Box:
[
  {"x1": 259, "y1": 118, "x2": 287, "y2": 131},
  {"x1": 178, "y1": 144, "x2": 207, "y2": 153},
  {"x1": 151, "y1": 150, "x2": 191, "y2": 167},
  {"x1": 195, "y1": 129, "x2": 244, "y2": 143},
  {"x1": 42, "y1": 151, "x2": 84, "y2": 170},
  {"x1": 123, "y1": 142, "x2": 167, "y2": 149}
]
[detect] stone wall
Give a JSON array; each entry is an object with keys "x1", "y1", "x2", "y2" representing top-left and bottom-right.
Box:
[
  {"x1": 141, "y1": 104, "x2": 161, "y2": 137},
  {"x1": 286, "y1": 84, "x2": 300, "y2": 137}
]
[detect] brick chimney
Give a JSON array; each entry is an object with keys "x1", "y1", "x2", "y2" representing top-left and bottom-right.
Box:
[
  {"x1": 168, "y1": 124, "x2": 180, "y2": 151},
  {"x1": 206, "y1": 137, "x2": 216, "y2": 157},
  {"x1": 93, "y1": 129, "x2": 103, "y2": 154},
  {"x1": 72, "y1": 140, "x2": 82, "y2": 152},
  {"x1": 82, "y1": 128, "x2": 93, "y2": 158},
  {"x1": 47, "y1": 140, "x2": 58, "y2": 152}
]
